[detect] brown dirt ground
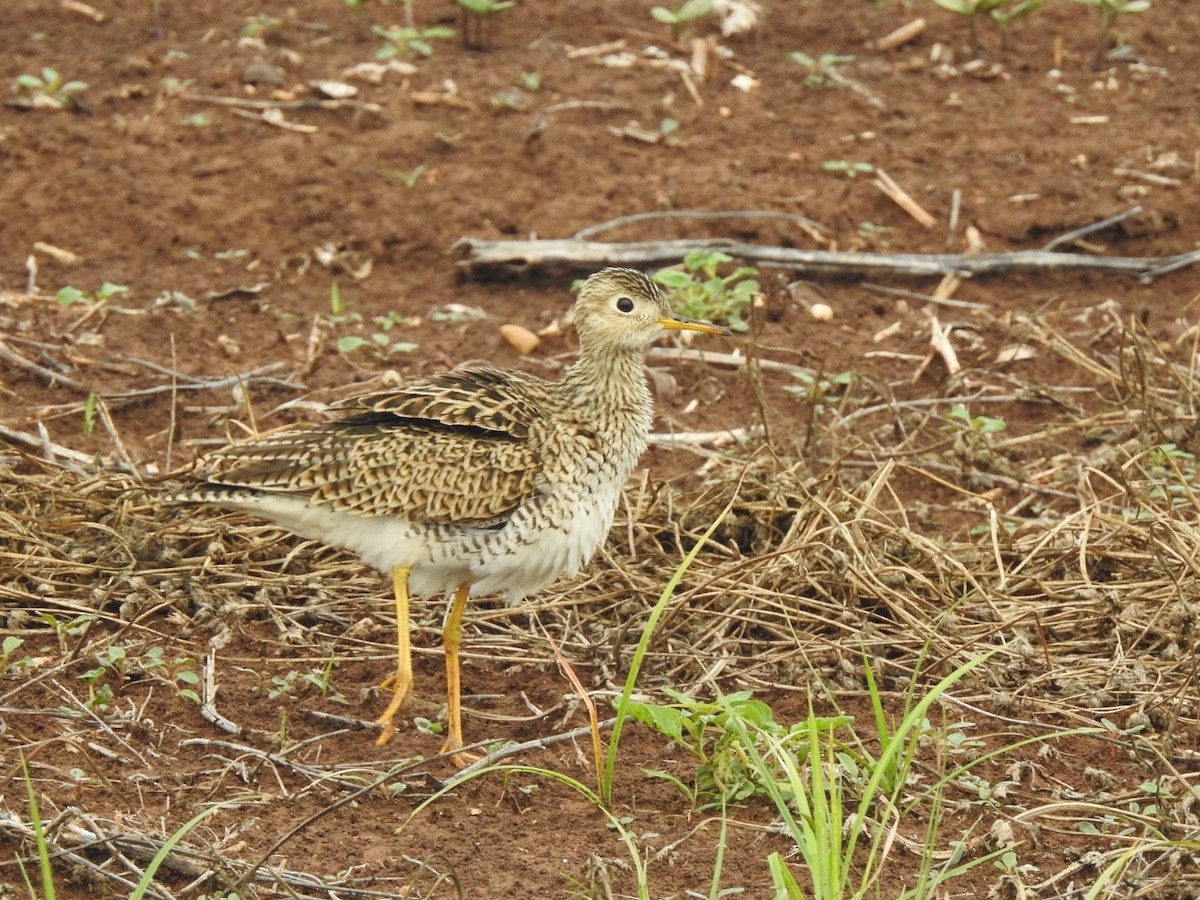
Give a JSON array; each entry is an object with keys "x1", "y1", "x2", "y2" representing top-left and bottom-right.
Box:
[{"x1": 3, "y1": 0, "x2": 1200, "y2": 897}]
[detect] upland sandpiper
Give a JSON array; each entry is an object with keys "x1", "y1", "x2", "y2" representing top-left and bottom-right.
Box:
[{"x1": 180, "y1": 268, "x2": 728, "y2": 763}]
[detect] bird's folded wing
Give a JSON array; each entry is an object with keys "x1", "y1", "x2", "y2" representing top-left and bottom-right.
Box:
[
  {"x1": 199, "y1": 366, "x2": 546, "y2": 525},
  {"x1": 328, "y1": 364, "x2": 540, "y2": 440}
]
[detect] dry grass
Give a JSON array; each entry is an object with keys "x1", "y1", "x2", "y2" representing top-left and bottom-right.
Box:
[{"x1": 3, "y1": 308, "x2": 1200, "y2": 896}]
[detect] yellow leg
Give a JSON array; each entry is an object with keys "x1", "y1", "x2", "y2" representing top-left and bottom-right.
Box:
[
  {"x1": 374, "y1": 564, "x2": 413, "y2": 746},
  {"x1": 441, "y1": 582, "x2": 479, "y2": 767}
]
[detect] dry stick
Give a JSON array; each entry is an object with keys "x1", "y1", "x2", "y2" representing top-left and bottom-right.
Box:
[
  {"x1": 538, "y1": 619, "x2": 602, "y2": 783},
  {"x1": 861, "y1": 281, "x2": 989, "y2": 310},
  {"x1": 455, "y1": 236, "x2": 1200, "y2": 282},
  {"x1": 874, "y1": 168, "x2": 936, "y2": 227},
  {"x1": 0, "y1": 421, "x2": 116, "y2": 470},
  {"x1": 199, "y1": 649, "x2": 241, "y2": 734},
  {"x1": 573, "y1": 209, "x2": 829, "y2": 241},
  {"x1": 871, "y1": 16, "x2": 926, "y2": 52},
  {"x1": 1041, "y1": 204, "x2": 1142, "y2": 251},
  {"x1": 444, "y1": 718, "x2": 618, "y2": 788},
  {"x1": 0, "y1": 338, "x2": 87, "y2": 391},
  {"x1": 182, "y1": 92, "x2": 381, "y2": 113}
]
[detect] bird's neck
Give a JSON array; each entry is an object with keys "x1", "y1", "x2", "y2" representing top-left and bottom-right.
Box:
[{"x1": 562, "y1": 341, "x2": 654, "y2": 434}]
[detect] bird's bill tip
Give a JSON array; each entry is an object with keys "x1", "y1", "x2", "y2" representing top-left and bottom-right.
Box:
[{"x1": 659, "y1": 315, "x2": 732, "y2": 337}]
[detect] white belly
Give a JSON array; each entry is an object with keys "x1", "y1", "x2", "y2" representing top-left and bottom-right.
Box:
[{"x1": 206, "y1": 473, "x2": 626, "y2": 602}]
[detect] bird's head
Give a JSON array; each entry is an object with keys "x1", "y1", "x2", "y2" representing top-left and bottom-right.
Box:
[{"x1": 572, "y1": 267, "x2": 730, "y2": 352}]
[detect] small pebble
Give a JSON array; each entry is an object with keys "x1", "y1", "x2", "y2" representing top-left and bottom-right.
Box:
[
  {"x1": 500, "y1": 323, "x2": 539, "y2": 355},
  {"x1": 810, "y1": 302, "x2": 834, "y2": 322},
  {"x1": 241, "y1": 61, "x2": 286, "y2": 86}
]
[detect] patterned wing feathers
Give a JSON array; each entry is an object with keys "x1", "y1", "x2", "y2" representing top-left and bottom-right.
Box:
[
  {"x1": 200, "y1": 367, "x2": 550, "y2": 525},
  {"x1": 329, "y1": 366, "x2": 545, "y2": 440}
]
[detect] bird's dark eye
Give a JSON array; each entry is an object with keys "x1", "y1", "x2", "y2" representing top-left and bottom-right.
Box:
[{"x1": 615, "y1": 296, "x2": 635, "y2": 313}]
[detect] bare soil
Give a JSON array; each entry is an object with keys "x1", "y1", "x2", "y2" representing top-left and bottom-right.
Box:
[{"x1": 3, "y1": 1, "x2": 1200, "y2": 897}]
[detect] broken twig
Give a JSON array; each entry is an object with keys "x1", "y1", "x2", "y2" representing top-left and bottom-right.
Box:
[{"x1": 455, "y1": 236, "x2": 1200, "y2": 283}]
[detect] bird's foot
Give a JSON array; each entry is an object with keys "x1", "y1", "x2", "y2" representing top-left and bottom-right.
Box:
[
  {"x1": 373, "y1": 677, "x2": 410, "y2": 746},
  {"x1": 441, "y1": 737, "x2": 483, "y2": 769}
]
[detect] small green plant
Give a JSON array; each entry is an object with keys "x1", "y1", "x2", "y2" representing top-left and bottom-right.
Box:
[
  {"x1": 338, "y1": 315, "x2": 420, "y2": 359},
  {"x1": 789, "y1": 52, "x2": 856, "y2": 88},
  {"x1": 40, "y1": 612, "x2": 94, "y2": 648},
  {"x1": 160, "y1": 76, "x2": 196, "y2": 98},
  {"x1": 514, "y1": 71, "x2": 542, "y2": 91},
  {"x1": 1, "y1": 635, "x2": 33, "y2": 676},
  {"x1": 650, "y1": 0, "x2": 713, "y2": 40},
  {"x1": 82, "y1": 391, "x2": 98, "y2": 437},
  {"x1": 455, "y1": 0, "x2": 514, "y2": 50},
  {"x1": 988, "y1": 0, "x2": 1044, "y2": 47},
  {"x1": 1065, "y1": 0, "x2": 1151, "y2": 69},
  {"x1": 944, "y1": 404, "x2": 1008, "y2": 472},
  {"x1": 1128, "y1": 443, "x2": 1198, "y2": 511},
  {"x1": 935, "y1": 0, "x2": 1043, "y2": 50},
  {"x1": 783, "y1": 369, "x2": 857, "y2": 404},
  {"x1": 55, "y1": 282, "x2": 129, "y2": 308},
  {"x1": 79, "y1": 643, "x2": 200, "y2": 708},
  {"x1": 822, "y1": 159, "x2": 875, "y2": 179},
  {"x1": 241, "y1": 13, "x2": 283, "y2": 39},
  {"x1": 371, "y1": 23, "x2": 455, "y2": 59},
  {"x1": 10, "y1": 67, "x2": 88, "y2": 110},
  {"x1": 653, "y1": 250, "x2": 759, "y2": 333},
  {"x1": 627, "y1": 688, "x2": 851, "y2": 806},
  {"x1": 855, "y1": 220, "x2": 893, "y2": 248},
  {"x1": 19, "y1": 754, "x2": 56, "y2": 900},
  {"x1": 944, "y1": 404, "x2": 1007, "y2": 436},
  {"x1": 394, "y1": 163, "x2": 428, "y2": 187}
]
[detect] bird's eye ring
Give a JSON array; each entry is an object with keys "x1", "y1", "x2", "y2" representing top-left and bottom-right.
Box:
[{"x1": 615, "y1": 296, "x2": 635, "y2": 313}]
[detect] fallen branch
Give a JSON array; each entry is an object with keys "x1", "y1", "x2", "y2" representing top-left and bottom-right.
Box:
[{"x1": 455, "y1": 236, "x2": 1200, "y2": 283}]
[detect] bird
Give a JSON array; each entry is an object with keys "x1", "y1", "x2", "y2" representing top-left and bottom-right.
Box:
[{"x1": 178, "y1": 268, "x2": 729, "y2": 764}]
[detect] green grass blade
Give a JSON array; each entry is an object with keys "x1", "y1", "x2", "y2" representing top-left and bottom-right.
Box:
[
  {"x1": 601, "y1": 498, "x2": 733, "y2": 806},
  {"x1": 21, "y1": 752, "x2": 56, "y2": 900},
  {"x1": 130, "y1": 800, "x2": 242, "y2": 900}
]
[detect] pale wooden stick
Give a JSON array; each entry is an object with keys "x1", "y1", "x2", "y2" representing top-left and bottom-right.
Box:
[{"x1": 874, "y1": 168, "x2": 937, "y2": 228}]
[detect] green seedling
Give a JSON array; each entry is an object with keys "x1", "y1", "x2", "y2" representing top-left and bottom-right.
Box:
[
  {"x1": 394, "y1": 163, "x2": 427, "y2": 187},
  {"x1": 514, "y1": 71, "x2": 542, "y2": 91},
  {"x1": 989, "y1": 0, "x2": 1043, "y2": 47},
  {"x1": 455, "y1": 0, "x2": 514, "y2": 50},
  {"x1": 790, "y1": 52, "x2": 856, "y2": 89},
  {"x1": 371, "y1": 23, "x2": 455, "y2": 59},
  {"x1": 40, "y1": 612, "x2": 95, "y2": 648},
  {"x1": 329, "y1": 280, "x2": 348, "y2": 317},
  {"x1": 856, "y1": 220, "x2": 893, "y2": 248},
  {"x1": 241, "y1": 14, "x2": 283, "y2": 39},
  {"x1": 301, "y1": 655, "x2": 349, "y2": 705},
  {"x1": 1066, "y1": 0, "x2": 1151, "y2": 69},
  {"x1": 1, "y1": 636, "x2": 32, "y2": 676},
  {"x1": 651, "y1": 0, "x2": 713, "y2": 40},
  {"x1": 82, "y1": 391, "x2": 98, "y2": 437},
  {"x1": 19, "y1": 754, "x2": 56, "y2": 900},
  {"x1": 944, "y1": 404, "x2": 1008, "y2": 472},
  {"x1": 934, "y1": 0, "x2": 1003, "y2": 49},
  {"x1": 55, "y1": 282, "x2": 129, "y2": 309},
  {"x1": 936, "y1": 0, "x2": 1043, "y2": 50},
  {"x1": 79, "y1": 643, "x2": 199, "y2": 708},
  {"x1": 626, "y1": 687, "x2": 852, "y2": 806},
  {"x1": 160, "y1": 77, "x2": 195, "y2": 97},
  {"x1": 653, "y1": 250, "x2": 758, "y2": 333},
  {"x1": 180, "y1": 112, "x2": 211, "y2": 127},
  {"x1": 338, "y1": 331, "x2": 419, "y2": 359},
  {"x1": 944, "y1": 404, "x2": 1007, "y2": 436},
  {"x1": 822, "y1": 159, "x2": 875, "y2": 179},
  {"x1": 783, "y1": 369, "x2": 857, "y2": 404},
  {"x1": 10, "y1": 67, "x2": 88, "y2": 110}
]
